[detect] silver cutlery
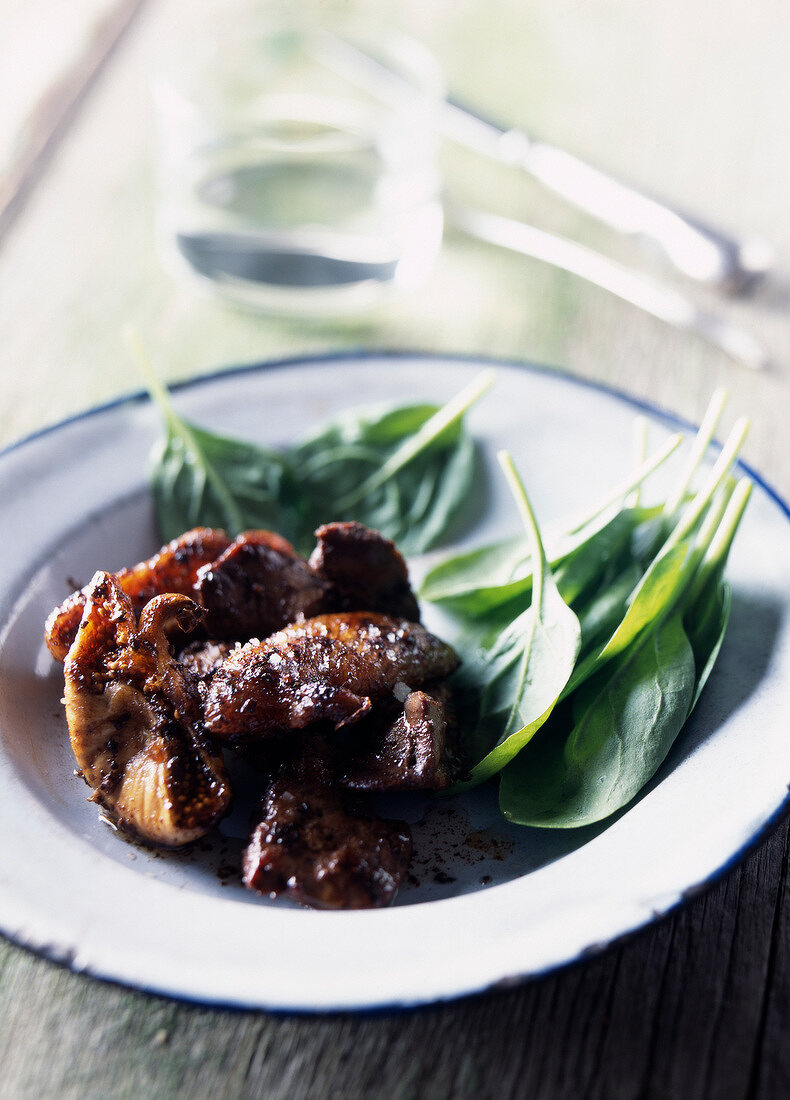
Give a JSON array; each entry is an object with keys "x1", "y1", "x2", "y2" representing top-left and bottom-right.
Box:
[
  {"x1": 446, "y1": 200, "x2": 769, "y2": 370},
  {"x1": 315, "y1": 32, "x2": 772, "y2": 294}
]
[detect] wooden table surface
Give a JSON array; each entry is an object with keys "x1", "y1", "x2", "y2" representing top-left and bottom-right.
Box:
[{"x1": 2, "y1": 1, "x2": 789, "y2": 1096}]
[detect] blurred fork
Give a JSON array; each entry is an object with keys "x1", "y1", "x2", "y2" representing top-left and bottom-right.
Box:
[
  {"x1": 312, "y1": 29, "x2": 772, "y2": 295},
  {"x1": 446, "y1": 199, "x2": 769, "y2": 371}
]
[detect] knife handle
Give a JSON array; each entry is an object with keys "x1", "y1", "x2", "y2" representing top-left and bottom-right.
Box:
[{"x1": 503, "y1": 135, "x2": 772, "y2": 294}]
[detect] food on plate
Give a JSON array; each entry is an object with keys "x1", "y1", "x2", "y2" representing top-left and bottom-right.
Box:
[
  {"x1": 63, "y1": 572, "x2": 230, "y2": 847},
  {"x1": 338, "y1": 685, "x2": 457, "y2": 792},
  {"x1": 177, "y1": 638, "x2": 235, "y2": 694},
  {"x1": 242, "y1": 739, "x2": 412, "y2": 910},
  {"x1": 46, "y1": 522, "x2": 421, "y2": 661},
  {"x1": 49, "y1": 522, "x2": 457, "y2": 908},
  {"x1": 421, "y1": 391, "x2": 752, "y2": 829},
  {"x1": 45, "y1": 526, "x2": 232, "y2": 661},
  {"x1": 46, "y1": 376, "x2": 753, "y2": 906},
  {"x1": 204, "y1": 612, "x2": 458, "y2": 739},
  {"x1": 308, "y1": 520, "x2": 421, "y2": 621},
  {"x1": 193, "y1": 529, "x2": 328, "y2": 638}
]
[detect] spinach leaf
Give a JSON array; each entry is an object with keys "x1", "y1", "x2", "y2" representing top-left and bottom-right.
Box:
[
  {"x1": 552, "y1": 509, "x2": 638, "y2": 606},
  {"x1": 152, "y1": 419, "x2": 290, "y2": 543},
  {"x1": 574, "y1": 559, "x2": 644, "y2": 654},
  {"x1": 500, "y1": 610, "x2": 696, "y2": 828},
  {"x1": 682, "y1": 478, "x2": 752, "y2": 709},
  {"x1": 133, "y1": 336, "x2": 290, "y2": 541},
  {"x1": 419, "y1": 536, "x2": 531, "y2": 614},
  {"x1": 686, "y1": 579, "x2": 732, "y2": 711},
  {"x1": 289, "y1": 371, "x2": 492, "y2": 554},
  {"x1": 455, "y1": 452, "x2": 581, "y2": 790},
  {"x1": 420, "y1": 432, "x2": 681, "y2": 613},
  {"x1": 135, "y1": 327, "x2": 491, "y2": 554}
]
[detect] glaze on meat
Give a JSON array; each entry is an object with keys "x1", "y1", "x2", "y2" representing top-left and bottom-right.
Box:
[
  {"x1": 309, "y1": 521, "x2": 421, "y2": 621},
  {"x1": 45, "y1": 523, "x2": 424, "y2": 660},
  {"x1": 177, "y1": 639, "x2": 235, "y2": 702},
  {"x1": 340, "y1": 686, "x2": 458, "y2": 791},
  {"x1": 178, "y1": 638, "x2": 234, "y2": 679},
  {"x1": 47, "y1": 522, "x2": 459, "y2": 909},
  {"x1": 204, "y1": 612, "x2": 460, "y2": 739},
  {"x1": 194, "y1": 530, "x2": 328, "y2": 639},
  {"x1": 242, "y1": 743, "x2": 412, "y2": 909},
  {"x1": 45, "y1": 527, "x2": 232, "y2": 661}
]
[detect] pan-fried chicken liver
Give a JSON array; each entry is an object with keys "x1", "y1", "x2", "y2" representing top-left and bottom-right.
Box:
[
  {"x1": 195, "y1": 530, "x2": 328, "y2": 639},
  {"x1": 204, "y1": 612, "x2": 459, "y2": 739},
  {"x1": 340, "y1": 687, "x2": 458, "y2": 791},
  {"x1": 46, "y1": 521, "x2": 423, "y2": 662},
  {"x1": 178, "y1": 639, "x2": 235, "y2": 703},
  {"x1": 242, "y1": 744, "x2": 411, "y2": 909},
  {"x1": 309, "y1": 521, "x2": 420, "y2": 621},
  {"x1": 47, "y1": 520, "x2": 459, "y2": 908}
]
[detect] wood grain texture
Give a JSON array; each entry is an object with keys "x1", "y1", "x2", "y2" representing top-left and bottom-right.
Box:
[
  {"x1": 0, "y1": 0, "x2": 789, "y2": 1096},
  {"x1": 2, "y1": 827, "x2": 789, "y2": 1099},
  {"x1": 0, "y1": 0, "x2": 148, "y2": 237}
]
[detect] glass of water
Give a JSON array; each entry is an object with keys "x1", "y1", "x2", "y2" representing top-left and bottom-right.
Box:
[{"x1": 153, "y1": 10, "x2": 445, "y2": 314}]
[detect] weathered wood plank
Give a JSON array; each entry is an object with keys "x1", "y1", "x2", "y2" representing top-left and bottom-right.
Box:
[
  {"x1": 0, "y1": 0, "x2": 147, "y2": 237},
  {"x1": 750, "y1": 822, "x2": 790, "y2": 1100},
  {"x1": 2, "y1": 830, "x2": 788, "y2": 1099}
]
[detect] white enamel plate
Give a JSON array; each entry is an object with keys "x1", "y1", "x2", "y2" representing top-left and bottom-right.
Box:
[{"x1": 1, "y1": 354, "x2": 789, "y2": 1012}]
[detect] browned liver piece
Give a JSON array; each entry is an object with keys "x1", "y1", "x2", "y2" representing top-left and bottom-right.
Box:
[
  {"x1": 204, "y1": 612, "x2": 460, "y2": 740},
  {"x1": 242, "y1": 745, "x2": 411, "y2": 909},
  {"x1": 309, "y1": 521, "x2": 421, "y2": 622},
  {"x1": 46, "y1": 522, "x2": 423, "y2": 663},
  {"x1": 194, "y1": 530, "x2": 328, "y2": 640},
  {"x1": 339, "y1": 686, "x2": 458, "y2": 791},
  {"x1": 45, "y1": 527, "x2": 232, "y2": 661}
]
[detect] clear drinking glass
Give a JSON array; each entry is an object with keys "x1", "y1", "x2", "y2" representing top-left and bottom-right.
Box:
[{"x1": 153, "y1": 10, "x2": 444, "y2": 314}]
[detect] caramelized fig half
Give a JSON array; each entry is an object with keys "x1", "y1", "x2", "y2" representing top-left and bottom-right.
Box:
[{"x1": 63, "y1": 572, "x2": 230, "y2": 846}]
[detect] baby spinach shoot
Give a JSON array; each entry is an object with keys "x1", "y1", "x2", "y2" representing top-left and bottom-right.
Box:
[
  {"x1": 132, "y1": 329, "x2": 488, "y2": 554},
  {"x1": 559, "y1": 417, "x2": 749, "y2": 699},
  {"x1": 288, "y1": 373, "x2": 491, "y2": 554},
  {"x1": 455, "y1": 452, "x2": 581, "y2": 790},
  {"x1": 334, "y1": 370, "x2": 494, "y2": 512},
  {"x1": 420, "y1": 432, "x2": 682, "y2": 613},
  {"x1": 129, "y1": 331, "x2": 289, "y2": 541}
]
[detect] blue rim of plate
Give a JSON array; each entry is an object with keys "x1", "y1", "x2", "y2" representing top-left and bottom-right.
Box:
[{"x1": 2, "y1": 348, "x2": 789, "y2": 1015}]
